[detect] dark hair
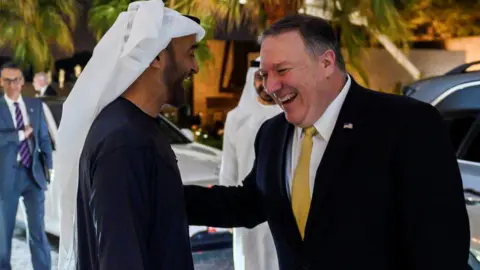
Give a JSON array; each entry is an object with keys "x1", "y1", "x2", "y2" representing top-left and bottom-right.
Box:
[
  {"x1": 0, "y1": 62, "x2": 22, "y2": 74},
  {"x1": 184, "y1": 15, "x2": 200, "y2": 25},
  {"x1": 258, "y1": 14, "x2": 346, "y2": 71}
]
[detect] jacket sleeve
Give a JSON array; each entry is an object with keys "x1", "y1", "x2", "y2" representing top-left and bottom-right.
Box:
[
  {"x1": 37, "y1": 102, "x2": 53, "y2": 169},
  {"x1": 395, "y1": 103, "x2": 470, "y2": 269},
  {"x1": 184, "y1": 121, "x2": 267, "y2": 229},
  {"x1": 0, "y1": 129, "x2": 19, "y2": 148},
  {"x1": 219, "y1": 112, "x2": 239, "y2": 187},
  {"x1": 90, "y1": 146, "x2": 153, "y2": 270}
]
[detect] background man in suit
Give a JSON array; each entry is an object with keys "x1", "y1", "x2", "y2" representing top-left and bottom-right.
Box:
[
  {"x1": 184, "y1": 15, "x2": 470, "y2": 270},
  {"x1": 33, "y1": 72, "x2": 57, "y2": 97},
  {"x1": 221, "y1": 57, "x2": 281, "y2": 270},
  {"x1": 0, "y1": 62, "x2": 53, "y2": 270}
]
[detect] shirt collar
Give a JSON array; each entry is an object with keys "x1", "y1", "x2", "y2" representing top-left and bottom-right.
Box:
[
  {"x1": 40, "y1": 86, "x2": 48, "y2": 96},
  {"x1": 4, "y1": 94, "x2": 24, "y2": 106},
  {"x1": 297, "y1": 74, "x2": 351, "y2": 142}
]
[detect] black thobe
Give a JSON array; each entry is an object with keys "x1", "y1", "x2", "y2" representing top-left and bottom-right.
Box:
[{"x1": 76, "y1": 97, "x2": 193, "y2": 270}]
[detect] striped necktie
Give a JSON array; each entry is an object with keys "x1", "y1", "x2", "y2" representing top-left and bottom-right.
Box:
[
  {"x1": 14, "y1": 102, "x2": 32, "y2": 168},
  {"x1": 291, "y1": 126, "x2": 317, "y2": 239}
]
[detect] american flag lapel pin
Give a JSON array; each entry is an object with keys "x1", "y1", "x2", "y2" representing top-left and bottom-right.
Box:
[
  {"x1": 29, "y1": 108, "x2": 34, "y2": 113},
  {"x1": 343, "y1": 123, "x2": 353, "y2": 129}
]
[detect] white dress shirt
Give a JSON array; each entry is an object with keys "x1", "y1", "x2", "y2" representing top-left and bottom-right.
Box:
[
  {"x1": 4, "y1": 94, "x2": 32, "y2": 160},
  {"x1": 36, "y1": 86, "x2": 48, "y2": 97},
  {"x1": 285, "y1": 75, "x2": 351, "y2": 199}
]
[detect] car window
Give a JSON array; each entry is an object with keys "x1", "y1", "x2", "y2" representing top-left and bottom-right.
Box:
[
  {"x1": 436, "y1": 84, "x2": 480, "y2": 113},
  {"x1": 442, "y1": 112, "x2": 478, "y2": 153},
  {"x1": 462, "y1": 123, "x2": 480, "y2": 163},
  {"x1": 156, "y1": 116, "x2": 191, "y2": 145},
  {"x1": 43, "y1": 98, "x2": 191, "y2": 145},
  {"x1": 43, "y1": 99, "x2": 64, "y2": 127}
]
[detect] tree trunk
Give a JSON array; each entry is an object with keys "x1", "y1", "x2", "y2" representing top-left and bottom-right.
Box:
[
  {"x1": 369, "y1": 31, "x2": 421, "y2": 80},
  {"x1": 348, "y1": 14, "x2": 421, "y2": 80}
]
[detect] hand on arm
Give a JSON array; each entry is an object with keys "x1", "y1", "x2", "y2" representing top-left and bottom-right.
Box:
[
  {"x1": 38, "y1": 103, "x2": 53, "y2": 168},
  {"x1": 184, "y1": 121, "x2": 268, "y2": 229}
]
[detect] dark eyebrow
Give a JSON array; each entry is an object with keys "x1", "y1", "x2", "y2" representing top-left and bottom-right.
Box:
[
  {"x1": 274, "y1": 61, "x2": 290, "y2": 67},
  {"x1": 189, "y1": 44, "x2": 199, "y2": 51},
  {"x1": 259, "y1": 61, "x2": 291, "y2": 75}
]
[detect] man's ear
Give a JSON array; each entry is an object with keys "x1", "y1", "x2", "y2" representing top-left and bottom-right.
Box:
[
  {"x1": 150, "y1": 50, "x2": 167, "y2": 69},
  {"x1": 321, "y1": 49, "x2": 336, "y2": 77}
]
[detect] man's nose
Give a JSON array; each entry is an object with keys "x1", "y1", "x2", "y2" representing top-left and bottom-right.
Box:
[
  {"x1": 192, "y1": 60, "x2": 199, "y2": 74},
  {"x1": 263, "y1": 75, "x2": 282, "y2": 95}
]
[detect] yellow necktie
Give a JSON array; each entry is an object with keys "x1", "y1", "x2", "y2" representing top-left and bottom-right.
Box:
[{"x1": 291, "y1": 126, "x2": 316, "y2": 239}]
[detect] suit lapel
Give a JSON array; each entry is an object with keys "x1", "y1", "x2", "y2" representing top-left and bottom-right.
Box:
[
  {"x1": 24, "y1": 98, "x2": 37, "y2": 130},
  {"x1": 0, "y1": 96, "x2": 15, "y2": 130},
  {"x1": 24, "y1": 98, "x2": 38, "y2": 148},
  {"x1": 303, "y1": 80, "x2": 368, "y2": 243},
  {"x1": 272, "y1": 118, "x2": 304, "y2": 247}
]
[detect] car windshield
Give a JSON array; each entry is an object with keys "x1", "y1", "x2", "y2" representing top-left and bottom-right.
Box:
[{"x1": 42, "y1": 98, "x2": 191, "y2": 145}]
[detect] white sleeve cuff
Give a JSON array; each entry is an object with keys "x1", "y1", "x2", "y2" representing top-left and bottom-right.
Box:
[{"x1": 18, "y1": 131, "x2": 25, "y2": 141}]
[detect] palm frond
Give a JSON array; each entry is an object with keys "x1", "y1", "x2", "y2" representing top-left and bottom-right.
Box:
[{"x1": 0, "y1": 0, "x2": 76, "y2": 72}]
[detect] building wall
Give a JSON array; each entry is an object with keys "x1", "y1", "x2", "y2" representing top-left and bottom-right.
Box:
[
  {"x1": 193, "y1": 40, "x2": 235, "y2": 123},
  {"x1": 346, "y1": 48, "x2": 466, "y2": 92},
  {"x1": 445, "y1": 36, "x2": 480, "y2": 70}
]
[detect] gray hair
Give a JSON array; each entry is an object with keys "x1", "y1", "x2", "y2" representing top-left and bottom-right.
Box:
[
  {"x1": 258, "y1": 14, "x2": 346, "y2": 71},
  {"x1": 34, "y1": 72, "x2": 48, "y2": 84}
]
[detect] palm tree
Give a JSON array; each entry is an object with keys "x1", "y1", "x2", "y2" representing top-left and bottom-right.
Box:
[
  {"x1": 171, "y1": 0, "x2": 419, "y2": 85},
  {"x1": 400, "y1": 0, "x2": 480, "y2": 41},
  {"x1": 0, "y1": 0, "x2": 77, "y2": 72},
  {"x1": 88, "y1": 0, "x2": 420, "y2": 85}
]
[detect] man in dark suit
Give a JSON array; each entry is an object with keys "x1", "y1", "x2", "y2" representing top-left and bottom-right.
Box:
[
  {"x1": 33, "y1": 72, "x2": 57, "y2": 97},
  {"x1": 0, "y1": 62, "x2": 53, "y2": 270},
  {"x1": 184, "y1": 15, "x2": 470, "y2": 270}
]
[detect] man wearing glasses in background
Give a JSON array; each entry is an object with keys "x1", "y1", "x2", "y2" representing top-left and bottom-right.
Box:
[{"x1": 0, "y1": 62, "x2": 53, "y2": 270}]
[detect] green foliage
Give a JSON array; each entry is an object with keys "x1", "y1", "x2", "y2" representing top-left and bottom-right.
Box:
[
  {"x1": 0, "y1": 0, "x2": 77, "y2": 72},
  {"x1": 326, "y1": 0, "x2": 411, "y2": 86},
  {"x1": 399, "y1": 0, "x2": 480, "y2": 40}
]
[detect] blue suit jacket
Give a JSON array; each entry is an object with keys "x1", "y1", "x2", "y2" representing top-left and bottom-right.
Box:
[{"x1": 0, "y1": 96, "x2": 53, "y2": 190}]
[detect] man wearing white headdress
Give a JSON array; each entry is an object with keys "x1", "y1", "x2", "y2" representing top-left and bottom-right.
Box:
[
  {"x1": 220, "y1": 57, "x2": 281, "y2": 270},
  {"x1": 51, "y1": 1, "x2": 205, "y2": 269}
]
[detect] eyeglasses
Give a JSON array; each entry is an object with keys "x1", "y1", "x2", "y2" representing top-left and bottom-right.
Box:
[{"x1": 2, "y1": 77, "x2": 23, "y2": 86}]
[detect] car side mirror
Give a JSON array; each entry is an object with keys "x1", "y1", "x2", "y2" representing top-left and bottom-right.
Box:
[{"x1": 181, "y1": 128, "x2": 195, "y2": 141}]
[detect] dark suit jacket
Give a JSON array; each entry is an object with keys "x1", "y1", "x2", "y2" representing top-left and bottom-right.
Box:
[
  {"x1": 0, "y1": 96, "x2": 53, "y2": 190},
  {"x1": 185, "y1": 79, "x2": 470, "y2": 270},
  {"x1": 43, "y1": 85, "x2": 57, "y2": 97}
]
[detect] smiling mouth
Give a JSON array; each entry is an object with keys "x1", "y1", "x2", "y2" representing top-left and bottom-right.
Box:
[{"x1": 277, "y1": 93, "x2": 298, "y2": 105}]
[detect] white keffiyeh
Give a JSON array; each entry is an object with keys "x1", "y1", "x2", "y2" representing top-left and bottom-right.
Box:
[{"x1": 52, "y1": 1, "x2": 205, "y2": 268}]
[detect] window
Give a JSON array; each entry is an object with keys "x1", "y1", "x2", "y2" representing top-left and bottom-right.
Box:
[
  {"x1": 43, "y1": 98, "x2": 191, "y2": 145},
  {"x1": 442, "y1": 112, "x2": 477, "y2": 153},
  {"x1": 437, "y1": 84, "x2": 480, "y2": 154},
  {"x1": 156, "y1": 116, "x2": 191, "y2": 145},
  {"x1": 436, "y1": 84, "x2": 480, "y2": 113},
  {"x1": 44, "y1": 99, "x2": 64, "y2": 127},
  {"x1": 462, "y1": 123, "x2": 480, "y2": 163}
]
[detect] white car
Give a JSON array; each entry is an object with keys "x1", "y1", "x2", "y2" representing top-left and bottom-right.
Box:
[{"x1": 16, "y1": 97, "x2": 225, "y2": 238}]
